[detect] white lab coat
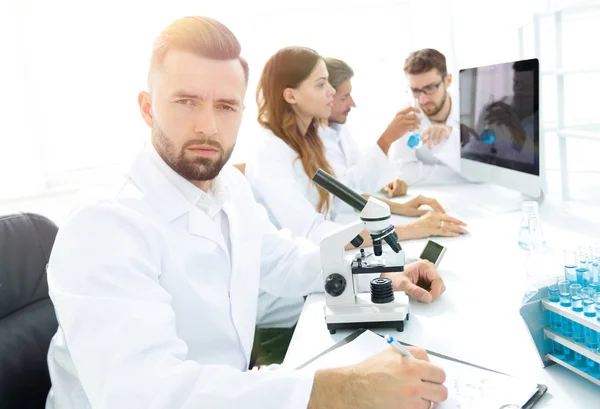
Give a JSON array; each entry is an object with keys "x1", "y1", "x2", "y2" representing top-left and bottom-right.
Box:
[
  {"x1": 389, "y1": 95, "x2": 469, "y2": 186},
  {"x1": 321, "y1": 123, "x2": 396, "y2": 218},
  {"x1": 245, "y1": 126, "x2": 391, "y2": 328},
  {"x1": 45, "y1": 147, "x2": 322, "y2": 409}
]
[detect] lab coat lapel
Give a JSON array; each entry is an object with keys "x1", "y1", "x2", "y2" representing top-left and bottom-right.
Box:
[
  {"x1": 128, "y1": 150, "x2": 227, "y2": 254},
  {"x1": 187, "y1": 208, "x2": 228, "y2": 256}
]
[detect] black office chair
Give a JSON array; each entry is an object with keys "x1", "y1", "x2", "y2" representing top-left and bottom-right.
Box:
[{"x1": 0, "y1": 213, "x2": 59, "y2": 409}]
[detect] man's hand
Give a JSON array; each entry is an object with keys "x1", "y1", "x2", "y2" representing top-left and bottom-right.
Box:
[
  {"x1": 484, "y1": 101, "x2": 526, "y2": 150},
  {"x1": 404, "y1": 211, "x2": 467, "y2": 239},
  {"x1": 396, "y1": 194, "x2": 445, "y2": 217},
  {"x1": 378, "y1": 107, "x2": 421, "y2": 154},
  {"x1": 382, "y1": 179, "x2": 408, "y2": 198},
  {"x1": 422, "y1": 124, "x2": 452, "y2": 149},
  {"x1": 382, "y1": 259, "x2": 446, "y2": 303},
  {"x1": 309, "y1": 346, "x2": 448, "y2": 409}
]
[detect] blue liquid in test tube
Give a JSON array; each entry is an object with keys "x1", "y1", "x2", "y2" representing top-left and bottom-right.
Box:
[
  {"x1": 571, "y1": 284, "x2": 585, "y2": 343},
  {"x1": 576, "y1": 267, "x2": 590, "y2": 287},
  {"x1": 547, "y1": 276, "x2": 560, "y2": 302},
  {"x1": 575, "y1": 352, "x2": 587, "y2": 371},
  {"x1": 547, "y1": 276, "x2": 562, "y2": 331},
  {"x1": 558, "y1": 280, "x2": 573, "y2": 337},
  {"x1": 592, "y1": 246, "x2": 600, "y2": 284},
  {"x1": 562, "y1": 317, "x2": 573, "y2": 338},
  {"x1": 587, "y1": 358, "x2": 600, "y2": 378},
  {"x1": 583, "y1": 288, "x2": 596, "y2": 317},
  {"x1": 571, "y1": 284, "x2": 583, "y2": 312},
  {"x1": 552, "y1": 340, "x2": 564, "y2": 358},
  {"x1": 559, "y1": 280, "x2": 571, "y2": 307},
  {"x1": 577, "y1": 246, "x2": 590, "y2": 286},
  {"x1": 584, "y1": 326, "x2": 598, "y2": 350},
  {"x1": 564, "y1": 249, "x2": 578, "y2": 283},
  {"x1": 563, "y1": 347, "x2": 575, "y2": 364}
]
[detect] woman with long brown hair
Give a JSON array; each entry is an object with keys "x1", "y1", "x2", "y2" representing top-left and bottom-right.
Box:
[{"x1": 244, "y1": 46, "x2": 460, "y2": 338}]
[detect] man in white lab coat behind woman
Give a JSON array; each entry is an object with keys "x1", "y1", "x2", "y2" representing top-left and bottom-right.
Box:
[
  {"x1": 45, "y1": 16, "x2": 448, "y2": 409},
  {"x1": 246, "y1": 50, "x2": 466, "y2": 338}
]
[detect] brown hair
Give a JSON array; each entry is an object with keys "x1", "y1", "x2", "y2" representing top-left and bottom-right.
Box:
[
  {"x1": 257, "y1": 47, "x2": 334, "y2": 214},
  {"x1": 324, "y1": 58, "x2": 354, "y2": 90},
  {"x1": 404, "y1": 48, "x2": 447, "y2": 77},
  {"x1": 149, "y1": 16, "x2": 249, "y2": 87}
]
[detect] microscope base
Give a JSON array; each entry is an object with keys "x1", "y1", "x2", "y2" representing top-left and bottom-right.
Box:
[
  {"x1": 324, "y1": 292, "x2": 409, "y2": 334},
  {"x1": 326, "y1": 315, "x2": 409, "y2": 334}
]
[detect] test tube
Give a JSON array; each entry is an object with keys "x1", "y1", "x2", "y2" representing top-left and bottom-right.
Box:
[
  {"x1": 563, "y1": 346, "x2": 575, "y2": 364},
  {"x1": 562, "y1": 316, "x2": 573, "y2": 338},
  {"x1": 552, "y1": 340, "x2": 564, "y2": 358},
  {"x1": 583, "y1": 287, "x2": 596, "y2": 317},
  {"x1": 590, "y1": 282, "x2": 600, "y2": 294},
  {"x1": 577, "y1": 245, "x2": 590, "y2": 285},
  {"x1": 546, "y1": 276, "x2": 561, "y2": 331},
  {"x1": 592, "y1": 245, "x2": 600, "y2": 284},
  {"x1": 596, "y1": 293, "x2": 600, "y2": 322},
  {"x1": 582, "y1": 256, "x2": 593, "y2": 287},
  {"x1": 571, "y1": 284, "x2": 585, "y2": 343},
  {"x1": 584, "y1": 325, "x2": 598, "y2": 350},
  {"x1": 564, "y1": 249, "x2": 577, "y2": 283},
  {"x1": 559, "y1": 280, "x2": 572, "y2": 307},
  {"x1": 559, "y1": 279, "x2": 573, "y2": 337},
  {"x1": 570, "y1": 284, "x2": 583, "y2": 312},
  {"x1": 547, "y1": 275, "x2": 560, "y2": 302},
  {"x1": 578, "y1": 245, "x2": 591, "y2": 267},
  {"x1": 587, "y1": 358, "x2": 600, "y2": 378},
  {"x1": 575, "y1": 352, "x2": 587, "y2": 371}
]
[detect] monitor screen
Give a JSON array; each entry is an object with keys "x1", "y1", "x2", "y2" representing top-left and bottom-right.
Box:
[{"x1": 459, "y1": 58, "x2": 539, "y2": 176}]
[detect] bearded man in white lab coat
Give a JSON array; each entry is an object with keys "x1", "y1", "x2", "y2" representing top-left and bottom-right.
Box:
[
  {"x1": 385, "y1": 49, "x2": 470, "y2": 196},
  {"x1": 45, "y1": 16, "x2": 448, "y2": 409}
]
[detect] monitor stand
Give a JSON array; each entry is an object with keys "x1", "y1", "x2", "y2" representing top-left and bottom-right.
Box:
[{"x1": 477, "y1": 185, "x2": 545, "y2": 214}]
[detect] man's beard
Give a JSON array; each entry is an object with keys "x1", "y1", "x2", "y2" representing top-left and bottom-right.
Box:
[
  {"x1": 423, "y1": 88, "x2": 447, "y2": 118},
  {"x1": 152, "y1": 125, "x2": 234, "y2": 182}
]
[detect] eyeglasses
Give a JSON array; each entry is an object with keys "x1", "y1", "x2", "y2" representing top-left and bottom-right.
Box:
[{"x1": 409, "y1": 78, "x2": 445, "y2": 97}]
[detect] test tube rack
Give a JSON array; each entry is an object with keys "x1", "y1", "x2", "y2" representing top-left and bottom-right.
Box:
[{"x1": 520, "y1": 286, "x2": 600, "y2": 387}]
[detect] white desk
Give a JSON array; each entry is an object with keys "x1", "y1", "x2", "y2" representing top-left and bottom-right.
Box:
[{"x1": 284, "y1": 183, "x2": 600, "y2": 408}]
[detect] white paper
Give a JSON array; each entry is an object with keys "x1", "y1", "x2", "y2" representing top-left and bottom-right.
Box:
[{"x1": 300, "y1": 330, "x2": 538, "y2": 409}]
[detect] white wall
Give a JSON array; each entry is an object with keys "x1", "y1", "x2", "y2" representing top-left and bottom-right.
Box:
[{"x1": 2, "y1": 0, "x2": 598, "y2": 213}]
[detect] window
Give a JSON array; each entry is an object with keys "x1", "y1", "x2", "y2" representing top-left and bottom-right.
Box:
[{"x1": 520, "y1": 0, "x2": 600, "y2": 203}]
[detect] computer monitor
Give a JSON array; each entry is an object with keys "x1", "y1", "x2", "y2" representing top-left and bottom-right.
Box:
[{"x1": 459, "y1": 58, "x2": 541, "y2": 198}]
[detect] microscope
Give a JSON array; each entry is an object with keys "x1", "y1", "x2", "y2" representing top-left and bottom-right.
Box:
[{"x1": 312, "y1": 169, "x2": 409, "y2": 334}]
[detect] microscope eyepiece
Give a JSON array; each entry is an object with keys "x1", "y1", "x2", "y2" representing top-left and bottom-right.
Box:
[{"x1": 312, "y1": 169, "x2": 368, "y2": 212}]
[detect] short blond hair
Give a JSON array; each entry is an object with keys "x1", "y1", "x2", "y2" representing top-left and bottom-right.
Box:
[{"x1": 149, "y1": 16, "x2": 249, "y2": 87}]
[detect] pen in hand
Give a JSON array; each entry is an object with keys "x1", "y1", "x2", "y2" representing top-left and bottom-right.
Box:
[{"x1": 385, "y1": 335, "x2": 414, "y2": 358}]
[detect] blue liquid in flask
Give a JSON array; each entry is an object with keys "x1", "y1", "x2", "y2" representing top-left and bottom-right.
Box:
[
  {"x1": 407, "y1": 132, "x2": 423, "y2": 149},
  {"x1": 480, "y1": 128, "x2": 496, "y2": 144}
]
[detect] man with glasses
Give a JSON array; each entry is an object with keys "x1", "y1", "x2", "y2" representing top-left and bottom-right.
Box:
[{"x1": 384, "y1": 49, "x2": 468, "y2": 197}]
